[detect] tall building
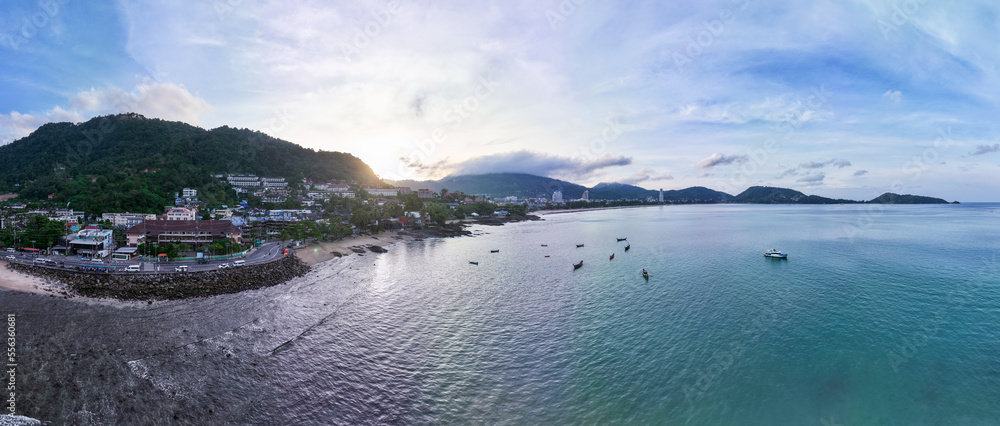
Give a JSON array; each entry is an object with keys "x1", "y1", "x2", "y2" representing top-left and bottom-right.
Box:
[
  {"x1": 552, "y1": 190, "x2": 563, "y2": 203},
  {"x1": 659, "y1": 188, "x2": 663, "y2": 202},
  {"x1": 582, "y1": 190, "x2": 589, "y2": 201}
]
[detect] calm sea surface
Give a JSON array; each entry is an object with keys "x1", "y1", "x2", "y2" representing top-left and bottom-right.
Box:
[{"x1": 3, "y1": 204, "x2": 1000, "y2": 424}]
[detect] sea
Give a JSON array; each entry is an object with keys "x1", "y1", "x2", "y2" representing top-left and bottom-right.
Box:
[{"x1": 2, "y1": 203, "x2": 999, "y2": 425}]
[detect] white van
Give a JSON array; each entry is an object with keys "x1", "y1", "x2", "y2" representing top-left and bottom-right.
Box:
[
  {"x1": 5, "y1": 248, "x2": 15, "y2": 253},
  {"x1": 232, "y1": 260, "x2": 246, "y2": 267},
  {"x1": 174, "y1": 265, "x2": 188, "y2": 272},
  {"x1": 125, "y1": 264, "x2": 141, "y2": 272},
  {"x1": 92, "y1": 258, "x2": 104, "y2": 264}
]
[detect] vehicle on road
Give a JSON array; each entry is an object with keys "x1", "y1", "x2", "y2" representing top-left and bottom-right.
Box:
[
  {"x1": 33, "y1": 258, "x2": 47, "y2": 264},
  {"x1": 125, "y1": 265, "x2": 141, "y2": 272},
  {"x1": 175, "y1": 265, "x2": 188, "y2": 272},
  {"x1": 5, "y1": 248, "x2": 15, "y2": 253},
  {"x1": 218, "y1": 263, "x2": 229, "y2": 269},
  {"x1": 4, "y1": 255, "x2": 14, "y2": 261},
  {"x1": 233, "y1": 260, "x2": 245, "y2": 267},
  {"x1": 92, "y1": 258, "x2": 104, "y2": 264}
]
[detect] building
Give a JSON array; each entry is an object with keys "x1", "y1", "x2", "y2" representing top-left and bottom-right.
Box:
[
  {"x1": 365, "y1": 188, "x2": 399, "y2": 197},
  {"x1": 552, "y1": 190, "x2": 563, "y2": 203},
  {"x1": 397, "y1": 187, "x2": 413, "y2": 195},
  {"x1": 582, "y1": 190, "x2": 589, "y2": 201},
  {"x1": 261, "y1": 177, "x2": 288, "y2": 188},
  {"x1": 68, "y1": 228, "x2": 114, "y2": 256},
  {"x1": 126, "y1": 220, "x2": 242, "y2": 246},
  {"x1": 102, "y1": 212, "x2": 158, "y2": 229},
  {"x1": 183, "y1": 188, "x2": 198, "y2": 199},
  {"x1": 659, "y1": 188, "x2": 663, "y2": 202},
  {"x1": 417, "y1": 189, "x2": 437, "y2": 199},
  {"x1": 328, "y1": 184, "x2": 350, "y2": 193},
  {"x1": 165, "y1": 207, "x2": 197, "y2": 221},
  {"x1": 227, "y1": 174, "x2": 262, "y2": 187}
]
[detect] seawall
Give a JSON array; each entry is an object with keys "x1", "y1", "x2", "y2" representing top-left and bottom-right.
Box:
[{"x1": 5, "y1": 255, "x2": 311, "y2": 300}]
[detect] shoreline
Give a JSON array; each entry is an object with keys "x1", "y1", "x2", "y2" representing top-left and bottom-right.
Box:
[
  {"x1": 535, "y1": 204, "x2": 668, "y2": 216},
  {"x1": 0, "y1": 214, "x2": 541, "y2": 299}
]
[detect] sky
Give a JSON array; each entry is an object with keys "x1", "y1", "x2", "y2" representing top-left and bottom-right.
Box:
[{"x1": 2, "y1": 0, "x2": 999, "y2": 201}]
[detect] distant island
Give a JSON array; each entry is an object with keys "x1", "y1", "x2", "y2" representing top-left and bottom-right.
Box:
[{"x1": 730, "y1": 186, "x2": 953, "y2": 205}]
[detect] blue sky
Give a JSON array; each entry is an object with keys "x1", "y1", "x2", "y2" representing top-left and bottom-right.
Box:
[{"x1": 2, "y1": 0, "x2": 999, "y2": 201}]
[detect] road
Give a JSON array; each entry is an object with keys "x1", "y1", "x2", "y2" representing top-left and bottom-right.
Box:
[{"x1": 1, "y1": 242, "x2": 287, "y2": 274}]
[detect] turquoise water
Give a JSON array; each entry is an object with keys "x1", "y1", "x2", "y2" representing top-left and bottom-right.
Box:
[{"x1": 5, "y1": 203, "x2": 1000, "y2": 424}]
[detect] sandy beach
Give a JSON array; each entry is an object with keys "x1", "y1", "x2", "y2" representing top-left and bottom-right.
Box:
[
  {"x1": 294, "y1": 232, "x2": 416, "y2": 266},
  {"x1": 535, "y1": 204, "x2": 665, "y2": 216},
  {"x1": 0, "y1": 261, "x2": 67, "y2": 296}
]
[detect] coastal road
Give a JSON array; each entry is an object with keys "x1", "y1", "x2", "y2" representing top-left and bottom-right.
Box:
[{"x1": 2, "y1": 242, "x2": 288, "y2": 274}]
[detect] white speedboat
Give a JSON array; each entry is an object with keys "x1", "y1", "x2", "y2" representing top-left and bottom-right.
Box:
[{"x1": 764, "y1": 249, "x2": 787, "y2": 259}]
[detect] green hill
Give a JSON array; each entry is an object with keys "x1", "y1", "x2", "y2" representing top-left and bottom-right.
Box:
[
  {"x1": 869, "y1": 193, "x2": 950, "y2": 204},
  {"x1": 390, "y1": 173, "x2": 733, "y2": 201},
  {"x1": 0, "y1": 113, "x2": 379, "y2": 214},
  {"x1": 390, "y1": 173, "x2": 589, "y2": 199},
  {"x1": 731, "y1": 186, "x2": 858, "y2": 204}
]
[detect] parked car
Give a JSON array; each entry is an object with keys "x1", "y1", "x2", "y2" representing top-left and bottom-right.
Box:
[{"x1": 5, "y1": 248, "x2": 15, "y2": 253}]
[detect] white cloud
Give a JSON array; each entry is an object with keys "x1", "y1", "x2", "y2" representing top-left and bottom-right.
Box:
[
  {"x1": 696, "y1": 153, "x2": 748, "y2": 169},
  {"x1": 618, "y1": 167, "x2": 673, "y2": 185},
  {"x1": 1, "y1": 82, "x2": 210, "y2": 145},
  {"x1": 883, "y1": 90, "x2": 902, "y2": 102},
  {"x1": 970, "y1": 143, "x2": 1000, "y2": 156},
  {"x1": 401, "y1": 150, "x2": 632, "y2": 181}
]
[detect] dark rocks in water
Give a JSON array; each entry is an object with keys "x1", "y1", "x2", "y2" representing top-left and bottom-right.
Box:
[
  {"x1": 350, "y1": 246, "x2": 366, "y2": 254},
  {"x1": 367, "y1": 245, "x2": 387, "y2": 253},
  {"x1": 6, "y1": 255, "x2": 311, "y2": 301},
  {"x1": 331, "y1": 252, "x2": 343, "y2": 258}
]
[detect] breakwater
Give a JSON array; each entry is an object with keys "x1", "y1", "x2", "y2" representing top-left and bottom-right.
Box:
[{"x1": 5, "y1": 255, "x2": 310, "y2": 300}]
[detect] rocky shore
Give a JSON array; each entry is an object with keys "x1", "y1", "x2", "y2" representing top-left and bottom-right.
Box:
[{"x1": 4, "y1": 255, "x2": 310, "y2": 301}]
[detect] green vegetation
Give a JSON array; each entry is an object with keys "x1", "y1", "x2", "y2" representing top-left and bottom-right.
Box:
[
  {"x1": 0, "y1": 113, "x2": 380, "y2": 215},
  {"x1": 0, "y1": 214, "x2": 66, "y2": 249},
  {"x1": 869, "y1": 193, "x2": 950, "y2": 204}
]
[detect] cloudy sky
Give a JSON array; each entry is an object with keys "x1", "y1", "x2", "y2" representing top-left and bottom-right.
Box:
[{"x1": 2, "y1": 1, "x2": 999, "y2": 201}]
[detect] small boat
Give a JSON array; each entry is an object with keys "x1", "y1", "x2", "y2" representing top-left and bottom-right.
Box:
[
  {"x1": 576, "y1": 244, "x2": 584, "y2": 248},
  {"x1": 573, "y1": 261, "x2": 583, "y2": 269},
  {"x1": 624, "y1": 243, "x2": 630, "y2": 251},
  {"x1": 617, "y1": 238, "x2": 627, "y2": 242},
  {"x1": 490, "y1": 249, "x2": 500, "y2": 253},
  {"x1": 541, "y1": 244, "x2": 548, "y2": 247},
  {"x1": 544, "y1": 255, "x2": 550, "y2": 258},
  {"x1": 642, "y1": 269, "x2": 649, "y2": 279},
  {"x1": 764, "y1": 249, "x2": 787, "y2": 259},
  {"x1": 609, "y1": 253, "x2": 615, "y2": 260},
  {"x1": 469, "y1": 261, "x2": 479, "y2": 265}
]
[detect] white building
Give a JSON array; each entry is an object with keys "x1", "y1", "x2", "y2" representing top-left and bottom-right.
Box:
[
  {"x1": 262, "y1": 177, "x2": 288, "y2": 188},
  {"x1": 552, "y1": 190, "x2": 563, "y2": 203},
  {"x1": 659, "y1": 188, "x2": 663, "y2": 202},
  {"x1": 227, "y1": 174, "x2": 262, "y2": 187},
  {"x1": 166, "y1": 207, "x2": 197, "y2": 221},
  {"x1": 582, "y1": 190, "x2": 589, "y2": 201},
  {"x1": 102, "y1": 212, "x2": 158, "y2": 229},
  {"x1": 183, "y1": 188, "x2": 198, "y2": 198},
  {"x1": 366, "y1": 188, "x2": 399, "y2": 197}
]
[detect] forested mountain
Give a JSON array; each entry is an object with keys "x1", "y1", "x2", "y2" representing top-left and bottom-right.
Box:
[
  {"x1": 390, "y1": 173, "x2": 589, "y2": 199},
  {"x1": 0, "y1": 113, "x2": 379, "y2": 214},
  {"x1": 730, "y1": 186, "x2": 857, "y2": 204},
  {"x1": 390, "y1": 173, "x2": 734, "y2": 202},
  {"x1": 869, "y1": 193, "x2": 950, "y2": 204}
]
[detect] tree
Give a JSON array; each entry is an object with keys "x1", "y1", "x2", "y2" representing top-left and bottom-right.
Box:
[
  {"x1": 402, "y1": 194, "x2": 423, "y2": 211},
  {"x1": 440, "y1": 188, "x2": 448, "y2": 198}
]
